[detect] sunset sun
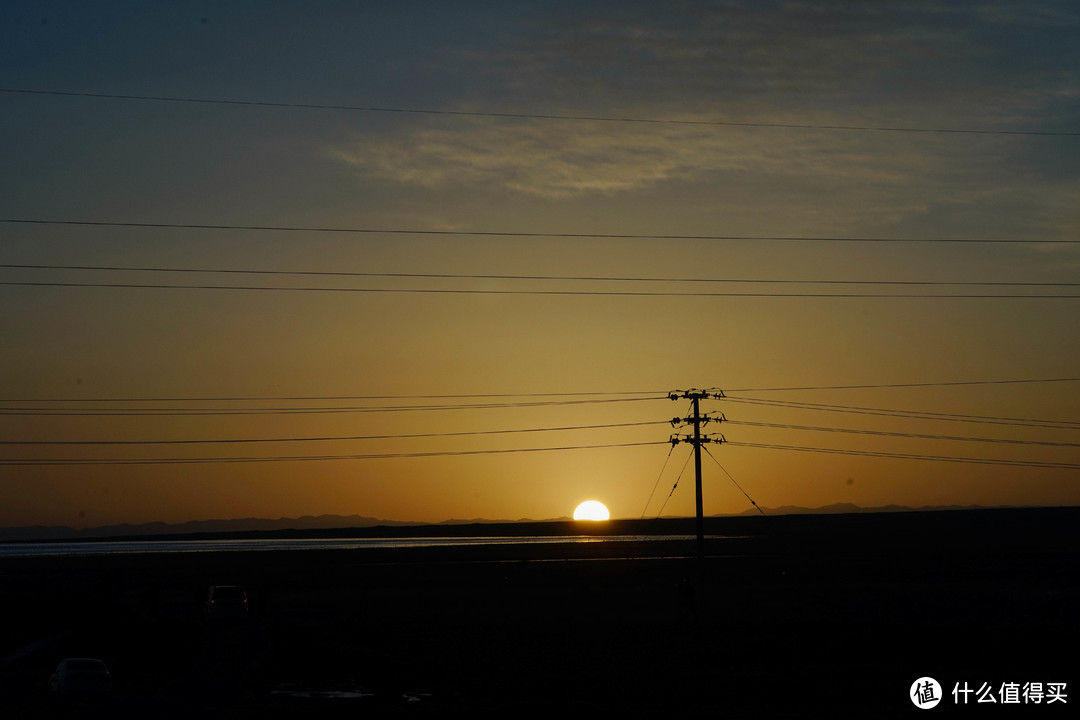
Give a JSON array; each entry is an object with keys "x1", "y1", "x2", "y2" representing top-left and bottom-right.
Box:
[{"x1": 573, "y1": 501, "x2": 610, "y2": 521}]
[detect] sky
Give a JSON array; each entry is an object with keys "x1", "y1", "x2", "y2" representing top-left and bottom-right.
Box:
[{"x1": 1, "y1": 0, "x2": 1078, "y2": 529}]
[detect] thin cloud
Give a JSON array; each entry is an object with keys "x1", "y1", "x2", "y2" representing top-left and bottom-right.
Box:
[{"x1": 331, "y1": 120, "x2": 935, "y2": 199}]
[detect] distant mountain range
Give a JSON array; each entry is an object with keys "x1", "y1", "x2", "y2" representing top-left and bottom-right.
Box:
[
  {"x1": 0, "y1": 514, "x2": 420, "y2": 542},
  {"x1": 0, "y1": 504, "x2": 998, "y2": 542},
  {"x1": 735, "y1": 502, "x2": 984, "y2": 516}
]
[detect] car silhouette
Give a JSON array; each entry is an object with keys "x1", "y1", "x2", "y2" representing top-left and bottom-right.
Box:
[
  {"x1": 203, "y1": 584, "x2": 249, "y2": 621},
  {"x1": 49, "y1": 657, "x2": 113, "y2": 698}
]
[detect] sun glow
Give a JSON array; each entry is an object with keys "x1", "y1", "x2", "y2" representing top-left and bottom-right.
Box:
[{"x1": 573, "y1": 500, "x2": 610, "y2": 521}]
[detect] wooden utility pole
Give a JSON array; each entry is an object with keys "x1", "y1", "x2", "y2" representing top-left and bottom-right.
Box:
[
  {"x1": 692, "y1": 393, "x2": 705, "y2": 563},
  {"x1": 669, "y1": 389, "x2": 724, "y2": 565}
]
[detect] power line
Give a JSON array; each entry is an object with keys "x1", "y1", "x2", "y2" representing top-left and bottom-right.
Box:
[
  {"x1": 0, "y1": 378, "x2": 1072, "y2": 405},
  {"x1": 0, "y1": 441, "x2": 667, "y2": 466},
  {"x1": 0, "y1": 396, "x2": 659, "y2": 416},
  {"x1": 3, "y1": 87, "x2": 1077, "y2": 137},
  {"x1": 728, "y1": 378, "x2": 1080, "y2": 391},
  {"x1": 726, "y1": 441, "x2": 1080, "y2": 470},
  {"x1": 726, "y1": 420, "x2": 1080, "y2": 447},
  {"x1": 723, "y1": 396, "x2": 1080, "y2": 430},
  {"x1": 4, "y1": 218, "x2": 1079, "y2": 244},
  {"x1": 4, "y1": 280, "x2": 1077, "y2": 299},
  {"x1": 0, "y1": 420, "x2": 666, "y2": 446},
  {"x1": 0, "y1": 390, "x2": 663, "y2": 403},
  {"x1": 4, "y1": 263, "x2": 1077, "y2": 288}
]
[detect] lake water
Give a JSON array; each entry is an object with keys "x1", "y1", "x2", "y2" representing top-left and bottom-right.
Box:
[{"x1": 0, "y1": 534, "x2": 703, "y2": 558}]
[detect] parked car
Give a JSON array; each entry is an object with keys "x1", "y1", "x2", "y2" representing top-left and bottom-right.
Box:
[
  {"x1": 49, "y1": 657, "x2": 112, "y2": 698},
  {"x1": 203, "y1": 584, "x2": 249, "y2": 621}
]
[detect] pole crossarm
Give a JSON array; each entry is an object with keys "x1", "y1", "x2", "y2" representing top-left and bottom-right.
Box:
[
  {"x1": 669, "y1": 433, "x2": 726, "y2": 446},
  {"x1": 668, "y1": 388, "x2": 725, "y2": 401},
  {"x1": 669, "y1": 412, "x2": 725, "y2": 427}
]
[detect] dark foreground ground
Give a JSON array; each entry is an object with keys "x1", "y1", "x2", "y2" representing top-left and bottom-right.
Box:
[{"x1": 1, "y1": 507, "x2": 1077, "y2": 718}]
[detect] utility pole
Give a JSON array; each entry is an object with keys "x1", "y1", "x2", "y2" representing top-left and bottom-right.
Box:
[
  {"x1": 669, "y1": 389, "x2": 725, "y2": 565},
  {"x1": 692, "y1": 393, "x2": 705, "y2": 560}
]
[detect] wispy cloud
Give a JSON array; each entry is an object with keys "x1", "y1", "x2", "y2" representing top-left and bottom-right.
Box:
[
  {"x1": 328, "y1": 0, "x2": 1080, "y2": 246},
  {"x1": 330, "y1": 115, "x2": 1079, "y2": 255},
  {"x1": 331, "y1": 119, "x2": 936, "y2": 199}
]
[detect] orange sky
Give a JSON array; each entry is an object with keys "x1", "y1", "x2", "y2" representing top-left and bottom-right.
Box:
[{"x1": 1, "y1": 2, "x2": 1078, "y2": 530}]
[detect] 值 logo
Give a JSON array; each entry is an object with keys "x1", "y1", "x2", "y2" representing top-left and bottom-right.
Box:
[{"x1": 911, "y1": 677, "x2": 942, "y2": 709}]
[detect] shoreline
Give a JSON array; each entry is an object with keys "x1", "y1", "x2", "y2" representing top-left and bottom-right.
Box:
[{"x1": 3, "y1": 503, "x2": 1075, "y2": 545}]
